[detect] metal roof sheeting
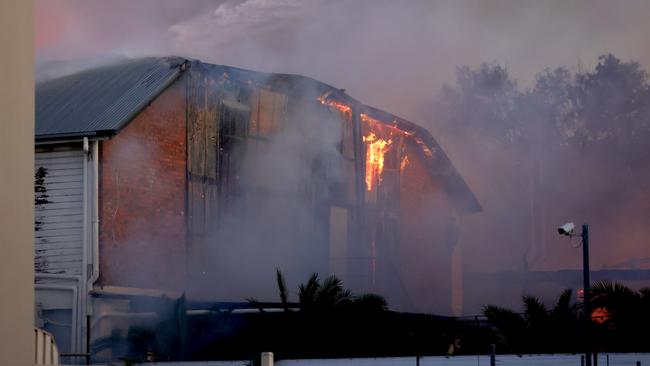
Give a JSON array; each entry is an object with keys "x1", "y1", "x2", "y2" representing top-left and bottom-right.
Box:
[{"x1": 36, "y1": 57, "x2": 187, "y2": 139}]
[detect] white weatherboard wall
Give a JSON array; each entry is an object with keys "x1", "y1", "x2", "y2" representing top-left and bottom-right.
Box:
[
  {"x1": 34, "y1": 144, "x2": 90, "y2": 356},
  {"x1": 35, "y1": 148, "x2": 85, "y2": 275}
]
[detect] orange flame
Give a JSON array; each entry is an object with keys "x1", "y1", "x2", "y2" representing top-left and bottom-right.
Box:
[
  {"x1": 318, "y1": 92, "x2": 352, "y2": 116},
  {"x1": 400, "y1": 155, "x2": 410, "y2": 171},
  {"x1": 363, "y1": 132, "x2": 392, "y2": 191},
  {"x1": 318, "y1": 101, "x2": 410, "y2": 190}
]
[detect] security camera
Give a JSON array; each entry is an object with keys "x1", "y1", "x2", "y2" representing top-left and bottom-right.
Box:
[{"x1": 558, "y1": 222, "x2": 575, "y2": 236}]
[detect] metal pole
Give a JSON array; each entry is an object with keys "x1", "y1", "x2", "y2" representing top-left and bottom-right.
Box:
[
  {"x1": 86, "y1": 315, "x2": 91, "y2": 365},
  {"x1": 582, "y1": 224, "x2": 591, "y2": 366},
  {"x1": 489, "y1": 344, "x2": 496, "y2": 366}
]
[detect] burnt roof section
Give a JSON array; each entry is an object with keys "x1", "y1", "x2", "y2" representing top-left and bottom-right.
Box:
[
  {"x1": 311, "y1": 90, "x2": 481, "y2": 214},
  {"x1": 185, "y1": 63, "x2": 479, "y2": 212},
  {"x1": 36, "y1": 57, "x2": 187, "y2": 140},
  {"x1": 36, "y1": 57, "x2": 479, "y2": 213},
  {"x1": 359, "y1": 104, "x2": 482, "y2": 214}
]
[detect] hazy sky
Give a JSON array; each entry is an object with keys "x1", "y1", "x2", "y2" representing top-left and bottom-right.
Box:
[{"x1": 36, "y1": 0, "x2": 650, "y2": 123}]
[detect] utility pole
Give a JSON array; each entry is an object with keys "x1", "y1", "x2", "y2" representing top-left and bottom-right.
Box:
[
  {"x1": 582, "y1": 224, "x2": 591, "y2": 366},
  {"x1": 558, "y1": 222, "x2": 593, "y2": 366}
]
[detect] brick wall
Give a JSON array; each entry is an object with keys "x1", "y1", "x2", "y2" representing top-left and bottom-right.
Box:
[{"x1": 99, "y1": 81, "x2": 186, "y2": 291}]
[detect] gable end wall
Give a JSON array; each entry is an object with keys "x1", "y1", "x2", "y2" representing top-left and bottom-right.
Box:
[{"x1": 99, "y1": 81, "x2": 187, "y2": 291}]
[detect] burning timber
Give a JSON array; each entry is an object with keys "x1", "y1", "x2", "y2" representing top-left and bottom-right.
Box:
[{"x1": 34, "y1": 57, "x2": 480, "y2": 361}]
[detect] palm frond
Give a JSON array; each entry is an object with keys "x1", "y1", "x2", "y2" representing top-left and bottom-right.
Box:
[
  {"x1": 483, "y1": 304, "x2": 527, "y2": 351},
  {"x1": 553, "y1": 288, "x2": 573, "y2": 313},
  {"x1": 590, "y1": 280, "x2": 639, "y2": 309},
  {"x1": 318, "y1": 275, "x2": 345, "y2": 308},
  {"x1": 353, "y1": 293, "x2": 388, "y2": 311},
  {"x1": 299, "y1": 273, "x2": 320, "y2": 310},
  {"x1": 276, "y1": 268, "x2": 289, "y2": 311},
  {"x1": 523, "y1": 295, "x2": 548, "y2": 323}
]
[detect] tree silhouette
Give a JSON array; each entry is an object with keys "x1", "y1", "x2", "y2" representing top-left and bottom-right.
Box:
[
  {"x1": 483, "y1": 283, "x2": 650, "y2": 353},
  {"x1": 483, "y1": 289, "x2": 581, "y2": 353},
  {"x1": 277, "y1": 270, "x2": 388, "y2": 312}
]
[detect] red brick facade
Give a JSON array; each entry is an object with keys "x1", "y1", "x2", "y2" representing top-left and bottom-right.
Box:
[{"x1": 99, "y1": 82, "x2": 187, "y2": 291}]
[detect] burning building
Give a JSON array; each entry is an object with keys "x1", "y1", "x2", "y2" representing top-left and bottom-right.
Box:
[{"x1": 34, "y1": 57, "x2": 480, "y2": 359}]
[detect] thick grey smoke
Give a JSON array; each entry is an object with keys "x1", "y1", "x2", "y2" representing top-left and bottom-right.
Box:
[
  {"x1": 36, "y1": 0, "x2": 650, "y2": 314},
  {"x1": 37, "y1": 0, "x2": 650, "y2": 121},
  {"x1": 188, "y1": 83, "x2": 345, "y2": 302}
]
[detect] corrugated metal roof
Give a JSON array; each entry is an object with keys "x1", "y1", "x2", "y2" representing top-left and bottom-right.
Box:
[{"x1": 35, "y1": 57, "x2": 187, "y2": 139}]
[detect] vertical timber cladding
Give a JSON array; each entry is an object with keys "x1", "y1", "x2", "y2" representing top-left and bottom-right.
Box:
[
  {"x1": 321, "y1": 101, "x2": 360, "y2": 284},
  {"x1": 186, "y1": 66, "x2": 288, "y2": 274},
  {"x1": 186, "y1": 67, "x2": 219, "y2": 273},
  {"x1": 34, "y1": 146, "x2": 85, "y2": 275},
  {"x1": 360, "y1": 113, "x2": 408, "y2": 296}
]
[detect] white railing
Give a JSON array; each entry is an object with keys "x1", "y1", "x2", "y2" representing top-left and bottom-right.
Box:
[{"x1": 34, "y1": 328, "x2": 59, "y2": 365}]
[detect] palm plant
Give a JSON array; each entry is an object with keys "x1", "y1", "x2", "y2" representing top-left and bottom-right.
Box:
[
  {"x1": 590, "y1": 282, "x2": 638, "y2": 329},
  {"x1": 523, "y1": 295, "x2": 552, "y2": 352},
  {"x1": 483, "y1": 289, "x2": 581, "y2": 353},
  {"x1": 549, "y1": 289, "x2": 581, "y2": 352},
  {"x1": 316, "y1": 275, "x2": 353, "y2": 309},
  {"x1": 523, "y1": 295, "x2": 549, "y2": 327},
  {"x1": 551, "y1": 289, "x2": 575, "y2": 319},
  {"x1": 589, "y1": 281, "x2": 650, "y2": 351},
  {"x1": 483, "y1": 283, "x2": 650, "y2": 353},
  {"x1": 277, "y1": 270, "x2": 388, "y2": 312},
  {"x1": 276, "y1": 268, "x2": 289, "y2": 312},
  {"x1": 298, "y1": 272, "x2": 321, "y2": 311},
  {"x1": 590, "y1": 281, "x2": 640, "y2": 324},
  {"x1": 352, "y1": 293, "x2": 388, "y2": 312},
  {"x1": 482, "y1": 304, "x2": 527, "y2": 352}
]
